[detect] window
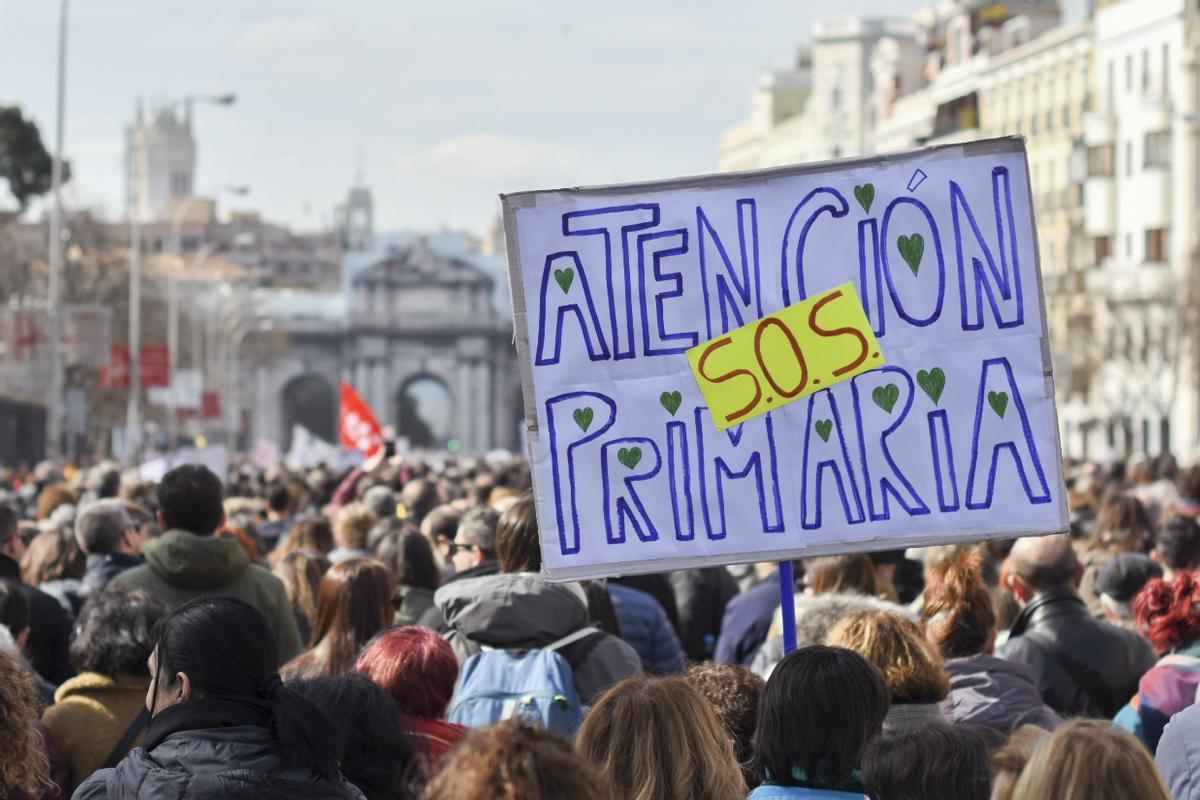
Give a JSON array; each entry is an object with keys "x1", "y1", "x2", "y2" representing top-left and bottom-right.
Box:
[
  {"x1": 1094, "y1": 236, "x2": 1112, "y2": 264},
  {"x1": 1163, "y1": 43, "x2": 1171, "y2": 95},
  {"x1": 1145, "y1": 131, "x2": 1170, "y2": 167},
  {"x1": 1126, "y1": 140, "x2": 1134, "y2": 176},
  {"x1": 1146, "y1": 228, "x2": 1168, "y2": 262},
  {"x1": 1142, "y1": 48, "x2": 1151, "y2": 92},
  {"x1": 1087, "y1": 144, "x2": 1114, "y2": 176},
  {"x1": 1126, "y1": 54, "x2": 1133, "y2": 92},
  {"x1": 1126, "y1": 233, "x2": 1133, "y2": 258},
  {"x1": 1108, "y1": 60, "x2": 1115, "y2": 108}
]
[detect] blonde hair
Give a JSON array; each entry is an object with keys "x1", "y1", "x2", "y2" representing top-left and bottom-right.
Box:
[
  {"x1": 826, "y1": 609, "x2": 950, "y2": 703},
  {"x1": 334, "y1": 502, "x2": 378, "y2": 550},
  {"x1": 1011, "y1": 719, "x2": 1170, "y2": 800},
  {"x1": 577, "y1": 676, "x2": 746, "y2": 800},
  {"x1": 991, "y1": 725, "x2": 1048, "y2": 800},
  {"x1": 0, "y1": 649, "x2": 51, "y2": 796},
  {"x1": 274, "y1": 549, "x2": 331, "y2": 625}
]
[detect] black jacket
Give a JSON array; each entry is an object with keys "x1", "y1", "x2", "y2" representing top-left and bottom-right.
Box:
[
  {"x1": 998, "y1": 588, "x2": 1156, "y2": 717},
  {"x1": 80, "y1": 553, "x2": 143, "y2": 598},
  {"x1": 72, "y1": 699, "x2": 365, "y2": 800},
  {"x1": 668, "y1": 567, "x2": 739, "y2": 662},
  {"x1": 715, "y1": 570, "x2": 787, "y2": 665},
  {"x1": 0, "y1": 553, "x2": 72, "y2": 684}
]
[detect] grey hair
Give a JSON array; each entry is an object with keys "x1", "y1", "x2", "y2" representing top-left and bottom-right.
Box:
[
  {"x1": 74, "y1": 499, "x2": 134, "y2": 555},
  {"x1": 457, "y1": 506, "x2": 501, "y2": 556}
]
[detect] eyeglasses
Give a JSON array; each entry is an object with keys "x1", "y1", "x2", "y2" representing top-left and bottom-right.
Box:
[{"x1": 448, "y1": 542, "x2": 476, "y2": 554}]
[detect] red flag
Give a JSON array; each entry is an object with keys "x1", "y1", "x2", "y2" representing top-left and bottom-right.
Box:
[{"x1": 339, "y1": 381, "x2": 384, "y2": 455}]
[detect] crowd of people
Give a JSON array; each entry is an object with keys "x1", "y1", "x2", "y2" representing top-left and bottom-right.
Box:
[{"x1": 0, "y1": 450, "x2": 1198, "y2": 798}]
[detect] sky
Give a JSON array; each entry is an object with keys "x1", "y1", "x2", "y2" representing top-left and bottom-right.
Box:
[{"x1": 1, "y1": 1, "x2": 926, "y2": 236}]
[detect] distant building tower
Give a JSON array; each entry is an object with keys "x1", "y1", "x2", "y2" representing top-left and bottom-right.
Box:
[
  {"x1": 126, "y1": 99, "x2": 196, "y2": 222},
  {"x1": 338, "y1": 184, "x2": 374, "y2": 252}
]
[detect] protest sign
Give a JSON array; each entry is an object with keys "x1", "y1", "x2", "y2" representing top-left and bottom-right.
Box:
[{"x1": 503, "y1": 136, "x2": 1068, "y2": 582}]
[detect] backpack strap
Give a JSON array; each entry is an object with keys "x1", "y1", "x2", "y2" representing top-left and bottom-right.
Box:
[
  {"x1": 473, "y1": 626, "x2": 605, "y2": 665},
  {"x1": 103, "y1": 708, "x2": 150, "y2": 768},
  {"x1": 550, "y1": 626, "x2": 606, "y2": 671}
]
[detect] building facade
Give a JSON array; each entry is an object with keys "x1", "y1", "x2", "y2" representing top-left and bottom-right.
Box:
[{"x1": 719, "y1": 0, "x2": 1200, "y2": 458}]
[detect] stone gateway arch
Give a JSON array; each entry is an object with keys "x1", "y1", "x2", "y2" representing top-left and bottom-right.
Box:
[{"x1": 249, "y1": 239, "x2": 523, "y2": 454}]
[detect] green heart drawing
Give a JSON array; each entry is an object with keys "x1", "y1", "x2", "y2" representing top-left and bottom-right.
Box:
[
  {"x1": 659, "y1": 390, "x2": 682, "y2": 416},
  {"x1": 573, "y1": 407, "x2": 594, "y2": 432},
  {"x1": 815, "y1": 419, "x2": 833, "y2": 443},
  {"x1": 554, "y1": 267, "x2": 575, "y2": 293},
  {"x1": 897, "y1": 233, "x2": 924, "y2": 276},
  {"x1": 853, "y1": 183, "x2": 875, "y2": 214},
  {"x1": 988, "y1": 391, "x2": 1009, "y2": 419},
  {"x1": 617, "y1": 446, "x2": 643, "y2": 470},
  {"x1": 916, "y1": 368, "x2": 946, "y2": 405},
  {"x1": 872, "y1": 383, "x2": 900, "y2": 414}
]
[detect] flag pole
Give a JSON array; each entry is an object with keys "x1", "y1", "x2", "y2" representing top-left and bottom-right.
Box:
[{"x1": 779, "y1": 560, "x2": 798, "y2": 655}]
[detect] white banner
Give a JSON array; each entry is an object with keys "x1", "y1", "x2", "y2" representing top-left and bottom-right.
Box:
[
  {"x1": 63, "y1": 304, "x2": 112, "y2": 367},
  {"x1": 503, "y1": 137, "x2": 1068, "y2": 581}
]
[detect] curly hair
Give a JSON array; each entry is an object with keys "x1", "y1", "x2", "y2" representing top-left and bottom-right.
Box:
[
  {"x1": 0, "y1": 649, "x2": 51, "y2": 796},
  {"x1": 827, "y1": 609, "x2": 951, "y2": 704},
  {"x1": 426, "y1": 718, "x2": 611, "y2": 800},
  {"x1": 683, "y1": 662, "x2": 764, "y2": 786},
  {"x1": 1134, "y1": 571, "x2": 1200, "y2": 654}
]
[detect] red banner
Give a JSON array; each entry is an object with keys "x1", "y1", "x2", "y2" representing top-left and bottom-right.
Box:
[
  {"x1": 339, "y1": 381, "x2": 384, "y2": 455},
  {"x1": 98, "y1": 345, "x2": 172, "y2": 390}
]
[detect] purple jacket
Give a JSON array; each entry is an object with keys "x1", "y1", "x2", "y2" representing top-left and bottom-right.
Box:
[{"x1": 941, "y1": 653, "x2": 1062, "y2": 732}]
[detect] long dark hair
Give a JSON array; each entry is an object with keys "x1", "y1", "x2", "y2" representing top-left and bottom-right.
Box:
[
  {"x1": 290, "y1": 674, "x2": 425, "y2": 799},
  {"x1": 301, "y1": 558, "x2": 396, "y2": 676},
  {"x1": 150, "y1": 595, "x2": 342, "y2": 779}
]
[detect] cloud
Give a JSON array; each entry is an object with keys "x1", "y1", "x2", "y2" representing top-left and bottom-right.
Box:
[
  {"x1": 396, "y1": 134, "x2": 584, "y2": 182},
  {"x1": 232, "y1": 17, "x2": 330, "y2": 54}
]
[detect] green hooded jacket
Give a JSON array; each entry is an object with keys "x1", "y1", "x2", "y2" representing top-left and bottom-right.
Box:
[{"x1": 109, "y1": 530, "x2": 303, "y2": 663}]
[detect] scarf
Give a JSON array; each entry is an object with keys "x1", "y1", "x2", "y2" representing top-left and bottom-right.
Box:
[{"x1": 143, "y1": 696, "x2": 273, "y2": 752}]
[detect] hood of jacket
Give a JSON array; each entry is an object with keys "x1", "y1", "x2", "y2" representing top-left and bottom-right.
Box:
[
  {"x1": 434, "y1": 572, "x2": 590, "y2": 649},
  {"x1": 942, "y1": 652, "x2": 1061, "y2": 730},
  {"x1": 143, "y1": 529, "x2": 250, "y2": 590}
]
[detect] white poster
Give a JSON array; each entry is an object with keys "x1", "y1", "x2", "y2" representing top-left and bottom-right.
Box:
[
  {"x1": 63, "y1": 304, "x2": 112, "y2": 367},
  {"x1": 503, "y1": 137, "x2": 1068, "y2": 581}
]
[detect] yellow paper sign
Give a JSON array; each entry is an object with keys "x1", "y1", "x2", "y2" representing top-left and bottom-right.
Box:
[{"x1": 686, "y1": 283, "x2": 885, "y2": 430}]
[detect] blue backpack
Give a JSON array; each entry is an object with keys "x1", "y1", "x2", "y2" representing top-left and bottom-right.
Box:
[{"x1": 447, "y1": 627, "x2": 605, "y2": 737}]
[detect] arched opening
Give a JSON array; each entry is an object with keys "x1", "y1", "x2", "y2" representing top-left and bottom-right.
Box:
[
  {"x1": 396, "y1": 374, "x2": 453, "y2": 449},
  {"x1": 281, "y1": 374, "x2": 337, "y2": 451}
]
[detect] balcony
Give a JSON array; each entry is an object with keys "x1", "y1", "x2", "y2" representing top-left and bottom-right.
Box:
[
  {"x1": 1084, "y1": 176, "x2": 1115, "y2": 235},
  {"x1": 1083, "y1": 111, "x2": 1115, "y2": 147},
  {"x1": 1086, "y1": 260, "x2": 1174, "y2": 304},
  {"x1": 1126, "y1": 168, "x2": 1172, "y2": 230}
]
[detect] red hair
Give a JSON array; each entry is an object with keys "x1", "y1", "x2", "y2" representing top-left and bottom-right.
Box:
[
  {"x1": 355, "y1": 626, "x2": 459, "y2": 719},
  {"x1": 1134, "y1": 571, "x2": 1200, "y2": 654}
]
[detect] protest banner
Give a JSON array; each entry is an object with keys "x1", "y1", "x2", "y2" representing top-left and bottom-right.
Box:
[{"x1": 503, "y1": 137, "x2": 1068, "y2": 592}]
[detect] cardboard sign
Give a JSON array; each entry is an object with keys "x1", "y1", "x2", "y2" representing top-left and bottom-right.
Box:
[
  {"x1": 688, "y1": 283, "x2": 885, "y2": 430},
  {"x1": 503, "y1": 137, "x2": 1067, "y2": 581}
]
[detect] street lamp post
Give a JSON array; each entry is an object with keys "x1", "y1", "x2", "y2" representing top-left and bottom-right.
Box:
[
  {"x1": 166, "y1": 186, "x2": 247, "y2": 458},
  {"x1": 126, "y1": 92, "x2": 235, "y2": 464},
  {"x1": 226, "y1": 318, "x2": 272, "y2": 453},
  {"x1": 45, "y1": 0, "x2": 69, "y2": 461}
]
